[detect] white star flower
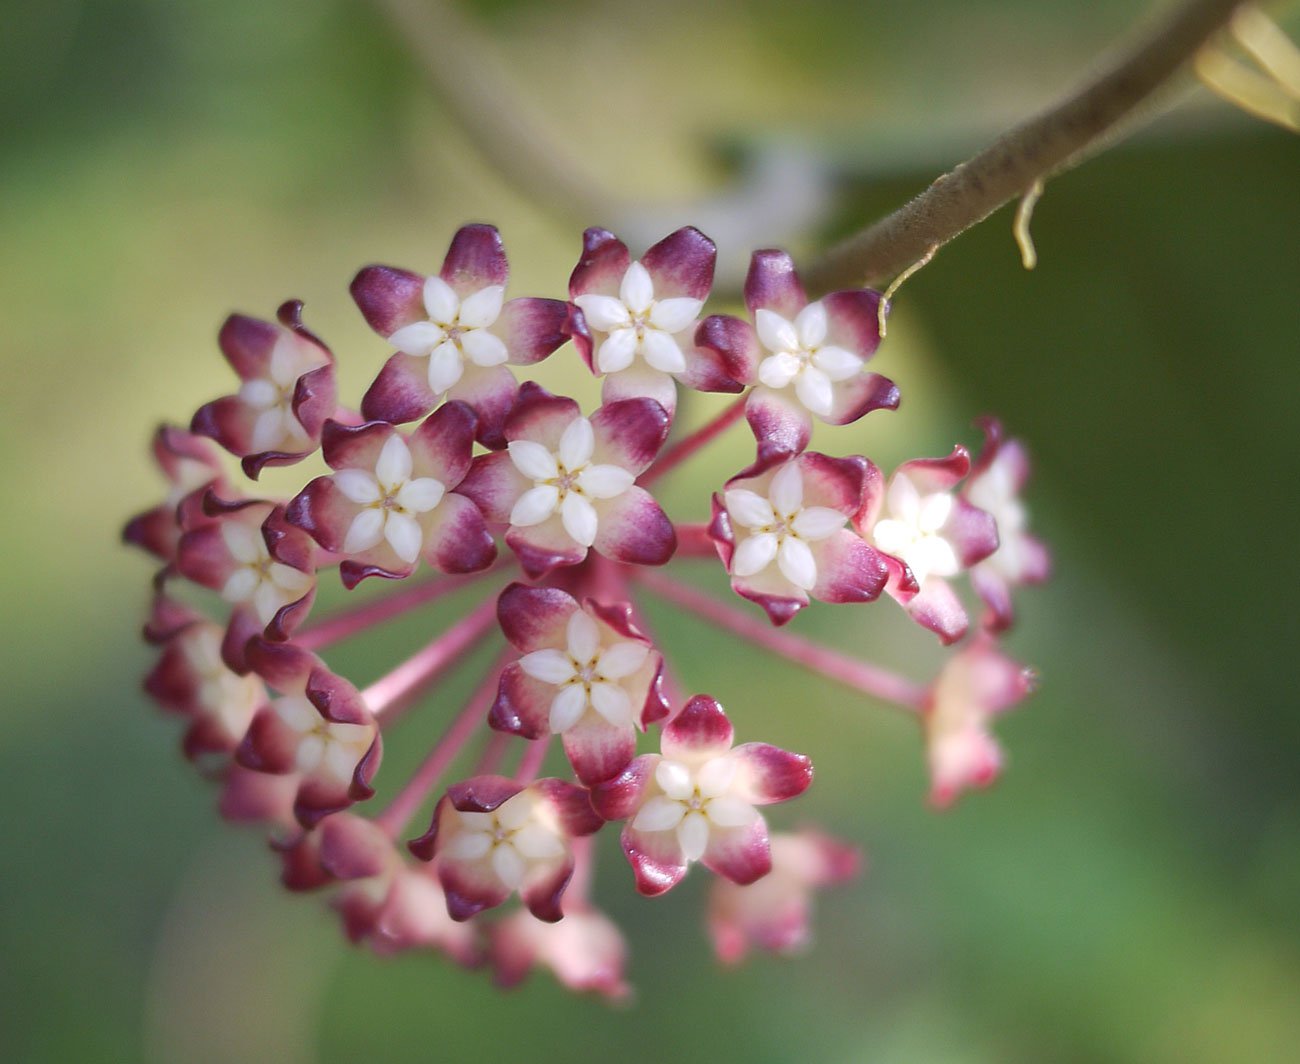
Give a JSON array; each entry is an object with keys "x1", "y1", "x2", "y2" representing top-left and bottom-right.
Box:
[
  {"x1": 334, "y1": 434, "x2": 446, "y2": 564},
  {"x1": 387, "y1": 275, "x2": 508, "y2": 395},
  {"x1": 573, "y1": 261, "x2": 702, "y2": 377},
  {"x1": 754, "y1": 301, "x2": 862, "y2": 418},
  {"x1": 870, "y1": 472, "x2": 960, "y2": 586}
]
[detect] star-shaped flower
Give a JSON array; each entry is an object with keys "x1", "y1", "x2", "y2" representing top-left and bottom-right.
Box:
[{"x1": 592, "y1": 695, "x2": 813, "y2": 896}]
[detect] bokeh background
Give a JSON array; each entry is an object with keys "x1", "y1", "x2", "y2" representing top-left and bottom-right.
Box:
[{"x1": 3, "y1": 0, "x2": 1298, "y2": 1061}]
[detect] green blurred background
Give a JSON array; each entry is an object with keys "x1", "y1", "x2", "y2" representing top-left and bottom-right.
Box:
[{"x1": 3, "y1": 0, "x2": 1298, "y2": 1061}]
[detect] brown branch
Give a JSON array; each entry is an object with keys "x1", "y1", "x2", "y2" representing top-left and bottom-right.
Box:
[{"x1": 802, "y1": 0, "x2": 1246, "y2": 293}]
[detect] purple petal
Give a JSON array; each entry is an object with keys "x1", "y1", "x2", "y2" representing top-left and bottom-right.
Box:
[
  {"x1": 319, "y1": 813, "x2": 396, "y2": 880},
  {"x1": 498, "y1": 585, "x2": 576, "y2": 655},
  {"x1": 217, "y1": 313, "x2": 279, "y2": 378},
  {"x1": 809, "y1": 530, "x2": 890, "y2": 603},
  {"x1": 730, "y1": 743, "x2": 814, "y2": 804},
  {"x1": 503, "y1": 382, "x2": 582, "y2": 452},
  {"x1": 456, "y1": 451, "x2": 531, "y2": 524},
  {"x1": 569, "y1": 228, "x2": 630, "y2": 298},
  {"x1": 441, "y1": 223, "x2": 508, "y2": 296},
  {"x1": 620, "y1": 822, "x2": 689, "y2": 897},
  {"x1": 519, "y1": 858, "x2": 575, "y2": 923},
  {"x1": 589, "y1": 397, "x2": 671, "y2": 474},
  {"x1": 661, "y1": 695, "x2": 734, "y2": 760},
  {"x1": 447, "y1": 361, "x2": 519, "y2": 450},
  {"x1": 350, "y1": 264, "x2": 426, "y2": 337},
  {"x1": 488, "y1": 663, "x2": 552, "y2": 740},
  {"x1": 591, "y1": 487, "x2": 675, "y2": 567},
  {"x1": 821, "y1": 289, "x2": 884, "y2": 358},
  {"x1": 899, "y1": 446, "x2": 972, "y2": 494},
  {"x1": 701, "y1": 818, "x2": 772, "y2": 886},
  {"x1": 506, "y1": 516, "x2": 588, "y2": 579},
  {"x1": 824, "y1": 372, "x2": 900, "y2": 427},
  {"x1": 949, "y1": 497, "x2": 1000, "y2": 568},
  {"x1": 600, "y1": 364, "x2": 679, "y2": 416},
  {"x1": 695, "y1": 314, "x2": 761, "y2": 386},
  {"x1": 531, "y1": 778, "x2": 603, "y2": 837},
  {"x1": 903, "y1": 577, "x2": 969, "y2": 645},
  {"x1": 498, "y1": 297, "x2": 569, "y2": 366},
  {"x1": 561, "y1": 714, "x2": 638, "y2": 786},
  {"x1": 422, "y1": 493, "x2": 497, "y2": 573},
  {"x1": 589, "y1": 755, "x2": 657, "y2": 822},
  {"x1": 641, "y1": 226, "x2": 716, "y2": 301},
  {"x1": 744, "y1": 249, "x2": 807, "y2": 320},
  {"x1": 360, "y1": 352, "x2": 438, "y2": 424},
  {"x1": 745, "y1": 386, "x2": 812, "y2": 461}
]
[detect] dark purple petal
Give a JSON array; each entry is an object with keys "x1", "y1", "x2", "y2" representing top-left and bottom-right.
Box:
[
  {"x1": 496, "y1": 583, "x2": 577, "y2": 650},
  {"x1": 488, "y1": 663, "x2": 552, "y2": 740},
  {"x1": 532, "y1": 778, "x2": 603, "y2": 837},
  {"x1": 899, "y1": 445, "x2": 971, "y2": 494},
  {"x1": 441, "y1": 223, "x2": 508, "y2": 296},
  {"x1": 621, "y1": 822, "x2": 689, "y2": 897},
  {"x1": 447, "y1": 362, "x2": 519, "y2": 450},
  {"x1": 744, "y1": 249, "x2": 807, "y2": 320},
  {"x1": 640, "y1": 226, "x2": 716, "y2": 301},
  {"x1": 730, "y1": 743, "x2": 814, "y2": 804},
  {"x1": 662, "y1": 695, "x2": 734, "y2": 760},
  {"x1": 676, "y1": 340, "x2": 748, "y2": 394},
  {"x1": 589, "y1": 755, "x2": 657, "y2": 822},
  {"x1": 319, "y1": 813, "x2": 396, "y2": 880},
  {"x1": 902, "y1": 577, "x2": 969, "y2": 645},
  {"x1": 589, "y1": 397, "x2": 671, "y2": 474},
  {"x1": 821, "y1": 288, "x2": 884, "y2": 358},
  {"x1": 360, "y1": 352, "x2": 438, "y2": 424},
  {"x1": 515, "y1": 858, "x2": 572, "y2": 923},
  {"x1": 217, "y1": 764, "x2": 297, "y2": 825},
  {"x1": 798, "y1": 451, "x2": 868, "y2": 513},
  {"x1": 949, "y1": 497, "x2": 1000, "y2": 568},
  {"x1": 824, "y1": 372, "x2": 900, "y2": 427},
  {"x1": 695, "y1": 314, "x2": 761, "y2": 386},
  {"x1": 600, "y1": 364, "x2": 678, "y2": 416},
  {"x1": 702, "y1": 818, "x2": 772, "y2": 885},
  {"x1": 561, "y1": 715, "x2": 638, "y2": 787},
  {"x1": 423, "y1": 493, "x2": 497, "y2": 573},
  {"x1": 285, "y1": 476, "x2": 353, "y2": 554},
  {"x1": 809, "y1": 531, "x2": 889, "y2": 603},
  {"x1": 569, "y1": 228, "x2": 630, "y2": 298},
  {"x1": 506, "y1": 516, "x2": 588, "y2": 579},
  {"x1": 503, "y1": 381, "x2": 581, "y2": 451},
  {"x1": 745, "y1": 386, "x2": 812, "y2": 461},
  {"x1": 498, "y1": 297, "x2": 569, "y2": 366},
  {"x1": 218, "y1": 313, "x2": 279, "y2": 378},
  {"x1": 350, "y1": 264, "x2": 427, "y2": 337},
  {"x1": 457, "y1": 451, "x2": 531, "y2": 524},
  {"x1": 592, "y1": 488, "x2": 676, "y2": 567},
  {"x1": 275, "y1": 832, "x2": 334, "y2": 892},
  {"x1": 320, "y1": 418, "x2": 390, "y2": 471}
]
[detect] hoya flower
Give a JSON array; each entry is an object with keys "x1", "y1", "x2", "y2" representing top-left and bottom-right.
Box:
[
  {"x1": 122, "y1": 426, "x2": 225, "y2": 562},
  {"x1": 351, "y1": 224, "x2": 569, "y2": 447},
  {"x1": 707, "y1": 830, "x2": 861, "y2": 965},
  {"x1": 289, "y1": 402, "x2": 495, "y2": 587},
  {"x1": 490, "y1": 583, "x2": 669, "y2": 785},
  {"x1": 924, "y1": 637, "x2": 1035, "y2": 807},
  {"x1": 143, "y1": 606, "x2": 266, "y2": 762},
  {"x1": 319, "y1": 814, "x2": 482, "y2": 963},
  {"x1": 409, "y1": 776, "x2": 602, "y2": 922},
  {"x1": 963, "y1": 419, "x2": 1052, "y2": 631},
  {"x1": 489, "y1": 904, "x2": 630, "y2": 1001},
  {"x1": 217, "y1": 763, "x2": 300, "y2": 828},
  {"x1": 236, "y1": 639, "x2": 382, "y2": 827},
  {"x1": 174, "y1": 497, "x2": 318, "y2": 671},
  {"x1": 568, "y1": 226, "x2": 743, "y2": 415},
  {"x1": 696, "y1": 249, "x2": 899, "y2": 458},
  {"x1": 856, "y1": 448, "x2": 999, "y2": 644},
  {"x1": 458, "y1": 383, "x2": 675, "y2": 578},
  {"x1": 191, "y1": 301, "x2": 337, "y2": 478},
  {"x1": 592, "y1": 695, "x2": 812, "y2": 896},
  {"x1": 709, "y1": 451, "x2": 889, "y2": 626}
]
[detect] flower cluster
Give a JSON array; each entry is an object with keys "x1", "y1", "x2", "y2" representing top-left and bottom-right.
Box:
[{"x1": 126, "y1": 223, "x2": 1048, "y2": 997}]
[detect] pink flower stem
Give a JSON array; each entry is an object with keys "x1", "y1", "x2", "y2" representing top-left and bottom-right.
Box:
[
  {"x1": 296, "y1": 561, "x2": 507, "y2": 651},
  {"x1": 513, "y1": 735, "x2": 552, "y2": 784},
  {"x1": 672, "y1": 523, "x2": 717, "y2": 558},
  {"x1": 567, "y1": 835, "x2": 595, "y2": 901},
  {"x1": 640, "y1": 394, "x2": 746, "y2": 487},
  {"x1": 361, "y1": 595, "x2": 500, "y2": 721},
  {"x1": 633, "y1": 570, "x2": 927, "y2": 712},
  {"x1": 374, "y1": 646, "x2": 513, "y2": 838}
]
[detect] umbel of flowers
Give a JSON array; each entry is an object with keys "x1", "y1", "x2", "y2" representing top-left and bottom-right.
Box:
[{"x1": 125, "y1": 223, "x2": 1048, "y2": 998}]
